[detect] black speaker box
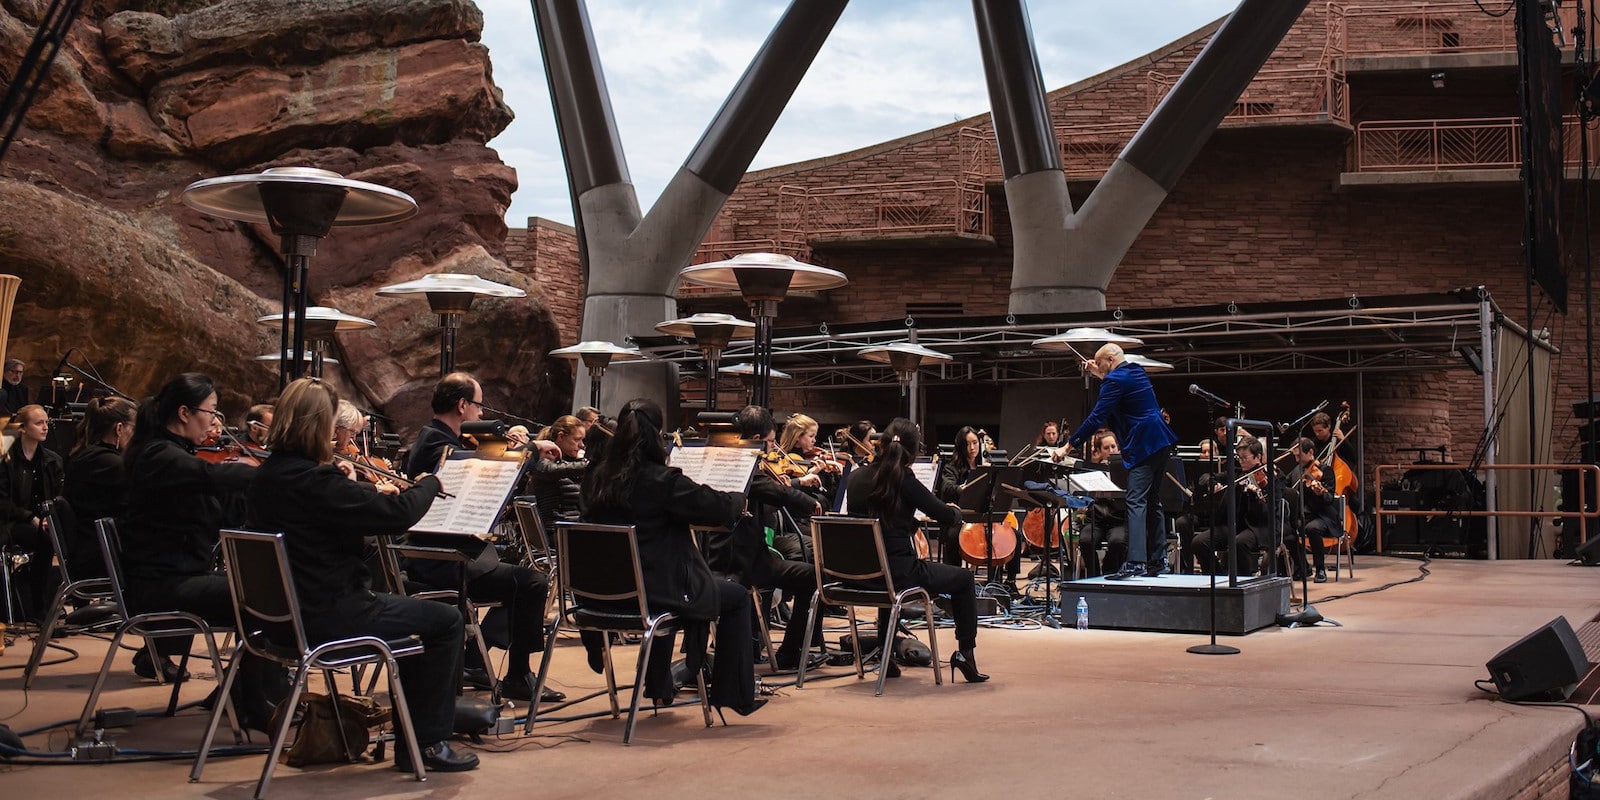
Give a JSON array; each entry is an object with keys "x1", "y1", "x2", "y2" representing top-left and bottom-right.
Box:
[
  {"x1": 1486, "y1": 616, "x2": 1589, "y2": 702},
  {"x1": 1578, "y1": 535, "x2": 1600, "y2": 566}
]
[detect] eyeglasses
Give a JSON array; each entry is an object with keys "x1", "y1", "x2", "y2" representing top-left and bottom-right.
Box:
[{"x1": 190, "y1": 406, "x2": 225, "y2": 421}]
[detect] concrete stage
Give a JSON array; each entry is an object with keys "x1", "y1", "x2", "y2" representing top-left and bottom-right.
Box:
[{"x1": 2, "y1": 555, "x2": 1597, "y2": 799}]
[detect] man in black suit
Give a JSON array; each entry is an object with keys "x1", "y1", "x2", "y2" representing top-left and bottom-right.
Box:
[{"x1": 2, "y1": 359, "x2": 28, "y2": 415}]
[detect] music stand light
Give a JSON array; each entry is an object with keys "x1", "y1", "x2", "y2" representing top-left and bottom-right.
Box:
[
  {"x1": 678, "y1": 253, "x2": 846, "y2": 408},
  {"x1": 656, "y1": 313, "x2": 755, "y2": 413},
  {"x1": 550, "y1": 340, "x2": 645, "y2": 409},
  {"x1": 376, "y1": 273, "x2": 525, "y2": 377},
  {"x1": 183, "y1": 167, "x2": 416, "y2": 386},
  {"x1": 859, "y1": 342, "x2": 952, "y2": 425},
  {"x1": 256, "y1": 306, "x2": 373, "y2": 378}
]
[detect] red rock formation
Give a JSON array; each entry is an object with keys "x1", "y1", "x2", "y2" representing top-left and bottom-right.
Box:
[{"x1": 0, "y1": 0, "x2": 571, "y2": 432}]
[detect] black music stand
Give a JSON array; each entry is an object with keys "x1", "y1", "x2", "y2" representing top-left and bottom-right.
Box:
[
  {"x1": 1001, "y1": 480, "x2": 1071, "y2": 628},
  {"x1": 957, "y1": 464, "x2": 1026, "y2": 590}
]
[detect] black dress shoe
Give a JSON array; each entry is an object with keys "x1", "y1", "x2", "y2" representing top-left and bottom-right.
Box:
[
  {"x1": 462, "y1": 667, "x2": 493, "y2": 691},
  {"x1": 1103, "y1": 562, "x2": 1145, "y2": 581},
  {"x1": 498, "y1": 676, "x2": 566, "y2": 703},
  {"x1": 772, "y1": 650, "x2": 829, "y2": 672},
  {"x1": 132, "y1": 650, "x2": 189, "y2": 683},
  {"x1": 396, "y1": 740, "x2": 479, "y2": 773},
  {"x1": 1314, "y1": 568, "x2": 1328, "y2": 583}
]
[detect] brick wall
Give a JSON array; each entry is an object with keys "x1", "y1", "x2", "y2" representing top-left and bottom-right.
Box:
[{"x1": 506, "y1": 216, "x2": 582, "y2": 348}]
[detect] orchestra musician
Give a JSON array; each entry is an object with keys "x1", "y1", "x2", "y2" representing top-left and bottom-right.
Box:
[
  {"x1": 1287, "y1": 437, "x2": 1332, "y2": 583},
  {"x1": 934, "y1": 426, "x2": 983, "y2": 567},
  {"x1": 779, "y1": 412, "x2": 840, "y2": 512},
  {"x1": 401, "y1": 372, "x2": 564, "y2": 703},
  {"x1": 835, "y1": 419, "x2": 877, "y2": 466},
  {"x1": 737, "y1": 405, "x2": 823, "y2": 563},
  {"x1": 846, "y1": 417, "x2": 988, "y2": 683},
  {"x1": 62, "y1": 396, "x2": 136, "y2": 580},
  {"x1": 2, "y1": 358, "x2": 29, "y2": 416},
  {"x1": 1174, "y1": 437, "x2": 1221, "y2": 574},
  {"x1": 120, "y1": 374, "x2": 287, "y2": 725},
  {"x1": 529, "y1": 414, "x2": 588, "y2": 530},
  {"x1": 246, "y1": 377, "x2": 476, "y2": 773},
  {"x1": 1036, "y1": 419, "x2": 1071, "y2": 462},
  {"x1": 242, "y1": 403, "x2": 273, "y2": 450},
  {"x1": 578, "y1": 398, "x2": 765, "y2": 716},
  {"x1": 0, "y1": 404, "x2": 63, "y2": 619},
  {"x1": 1066, "y1": 344, "x2": 1179, "y2": 580},
  {"x1": 1078, "y1": 431, "x2": 1128, "y2": 577},
  {"x1": 1189, "y1": 436, "x2": 1275, "y2": 577}
]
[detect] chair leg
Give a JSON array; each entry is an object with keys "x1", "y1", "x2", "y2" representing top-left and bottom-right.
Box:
[
  {"x1": 254, "y1": 665, "x2": 310, "y2": 800},
  {"x1": 601, "y1": 634, "x2": 620, "y2": 719},
  {"x1": 189, "y1": 645, "x2": 245, "y2": 783},
  {"x1": 76, "y1": 628, "x2": 130, "y2": 738},
  {"x1": 795, "y1": 589, "x2": 820, "y2": 689},
  {"x1": 197, "y1": 629, "x2": 243, "y2": 745},
  {"x1": 847, "y1": 606, "x2": 864, "y2": 681},
  {"x1": 875, "y1": 603, "x2": 903, "y2": 697},
  {"x1": 699, "y1": 621, "x2": 715, "y2": 729},
  {"x1": 623, "y1": 622, "x2": 662, "y2": 746},
  {"x1": 164, "y1": 647, "x2": 192, "y2": 717},
  {"x1": 923, "y1": 592, "x2": 944, "y2": 686},
  {"x1": 23, "y1": 582, "x2": 70, "y2": 688},
  {"x1": 384, "y1": 655, "x2": 426, "y2": 783},
  {"x1": 522, "y1": 618, "x2": 564, "y2": 735},
  {"x1": 750, "y1": 587, "x2": 777, "y2": 674}
]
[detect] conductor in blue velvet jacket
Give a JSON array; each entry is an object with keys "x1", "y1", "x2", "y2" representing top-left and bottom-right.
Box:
[{"x1": 1067, "y1": 344, "x2": 1179, "y2": 580}]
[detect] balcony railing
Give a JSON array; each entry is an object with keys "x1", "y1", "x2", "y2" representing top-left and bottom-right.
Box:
[
  {"x1": 777, "y1": 179, "x2": 990, "y2": 241},
  {"x1": 1146, "y1": 66, "x2": 1349, "y2": 125},
  {"x1": 1329, "y1": 1, "x2": 1577, "y2": 59},
  {"x1": 1351, "y1": 115, "x2": 1598, "y2": 171}
]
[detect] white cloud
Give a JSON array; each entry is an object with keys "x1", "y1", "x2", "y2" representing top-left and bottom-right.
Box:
[{"x1": 479, "y1": 0, "x2": 1239, "y2": 227}]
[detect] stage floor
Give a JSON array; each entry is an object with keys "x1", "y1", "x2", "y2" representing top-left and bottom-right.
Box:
[{"x1": 2, "y1": 555, "x2": 1596, "y2": 799}]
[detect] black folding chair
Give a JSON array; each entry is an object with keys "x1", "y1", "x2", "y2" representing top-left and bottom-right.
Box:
[
  {"x1": 798, "y1": 516, "x2": 942, "y2": 697},
  {"x1": 191, "y1": 530, "x2": 427, "y2": 799},
  {"x1": 525, "y1": 521, "x2": 712, "y2": 744},
  {"x1": 24, "y1": 499, "x2": 115, "y2": 688},
  {"x1": 75, "y1": 518, "x2": 239, "y2": 739},
  {"x1": 372, "y1": 537, "x2": 500, "y2": 697}
]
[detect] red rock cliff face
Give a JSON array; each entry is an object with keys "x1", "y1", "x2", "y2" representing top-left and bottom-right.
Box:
[{"x1": 0, "y1": 0, "x2": 573, "y2": 433}]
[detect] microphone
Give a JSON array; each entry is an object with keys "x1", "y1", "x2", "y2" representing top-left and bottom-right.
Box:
[
  {"x1": 52, "y1": 347, "x2": 75, "y2": 379},
  {"x1": 1188, "y1": 384, "x2": 1231, "y2": 408}
]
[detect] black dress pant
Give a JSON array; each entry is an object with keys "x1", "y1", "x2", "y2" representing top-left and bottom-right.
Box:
[
  {"x1": 768, "y1": 556, "x2": 821, "y2": 659},
  {"x1": 880, "y1": 559, "x2": 978, "y2": 651},
  {"x1": 1299, "y1": 517, "x2": 1332, "y2": 572},
  {"x1": 305, "y1": 592, "x2": 464, "y2": 745},
  {"x1": 464, "y1": 562, "x2": 548, "y2": 677},
  {"x1": 1079, "y1": 523, "x2": 1128, "y2": 577},
  {"x1": 581, "y1": 580, "x2": 758, "y2": 711},
  {"x1": 128, "y1": 574, "x2": 290, "y2": 725},
  {"x1": 1191, "y1": 526, "x2": 1262, "y2": 576}
]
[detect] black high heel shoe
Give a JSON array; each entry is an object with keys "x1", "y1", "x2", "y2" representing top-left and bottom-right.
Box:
[
  {"x1": 713, "y1": 697, "x2": 768, "y2": 725},
  {"x1": 949, "y1": 649, "x2": 989, "y2": 683}
]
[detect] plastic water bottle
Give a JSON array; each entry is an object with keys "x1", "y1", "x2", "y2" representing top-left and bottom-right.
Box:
[{"x1": 1075, "y1": 597, "x2": 1089, "y2": 631}]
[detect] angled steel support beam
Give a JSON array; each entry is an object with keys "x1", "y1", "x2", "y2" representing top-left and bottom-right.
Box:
[{"x1": 972, "y1": 0, "x2": 1061, "y2": 181}]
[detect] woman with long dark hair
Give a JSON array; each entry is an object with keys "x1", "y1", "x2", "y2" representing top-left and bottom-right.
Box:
[
  {"x1": 121, "y1": 373, "x2": 285, "y2": 718},
  {"x1": 845, "y1": 418, "x2": 988, "y2": 683},
  {"x1": 579, "y1": 398, "x2": 763, "y2": 716},
  {"x1": 247, "y1": 378, "x2": 474, "y2": 773},
  {"x1": 62, "y1": 396, "x2": 136, "y2": 579}
]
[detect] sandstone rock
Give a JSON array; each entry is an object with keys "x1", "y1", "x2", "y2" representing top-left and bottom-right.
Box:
[
  {"x1": 104, "y1": 101, "x2": 185, "y2": 158},
  {"x1": 0, "y1": 178, "x2": 277, "y2": 410},
  {"x1": 147, "y1": 38, "x2": 511, "y2": 168},
  {"x1": 0, "y1": 12, "x2": 105, "y2": 139},
  {"x1": 103, "y1": 0, "x2": 484, "y2": 88}
]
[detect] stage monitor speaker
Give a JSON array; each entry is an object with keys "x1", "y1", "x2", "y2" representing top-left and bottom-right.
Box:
[{"x1": 1485, "y1": 616, "x2": 1589, "y2": 702}]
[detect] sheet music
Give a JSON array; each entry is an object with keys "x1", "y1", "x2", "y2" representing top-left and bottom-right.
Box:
[
  {"x1": 1068, "y1": 470, "x2": 1124, "y2": 496},
  {"x1": 911, "y1": 460, "x2": 938, "y2": 520},
  {"x1": 669, "y1": 445, "x2": 757, "y2": 496},
  {"x1": 410, "y1": 458, "x2": 527, "y2": 536}
]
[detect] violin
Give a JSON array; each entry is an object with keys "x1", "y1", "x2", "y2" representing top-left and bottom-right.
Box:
[
  {"x1": 339, "y1": 442, "x2": 395, "y2": 485},
  {"x1": 1301, "y1": 460, "x2": 1328, "y2": 496},
  {"x1": 834, "y1": 428, "x2": 875, "y2": 465},
  {"x1": 759, "y1": 449, "x2": 809, "y2": 484},
  {"x1": 799, "y1": 445, "x2": 844, "y2": 474},
  {"x1": 196, "y1": 426, "x2": 265, "y2": 467}
]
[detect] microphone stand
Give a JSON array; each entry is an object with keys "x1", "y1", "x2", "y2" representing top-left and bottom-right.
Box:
[
  {"x1": 61, "y1": 361, "x2": 134, "y2": 401},
  {"x1": 1186, "y1": 415, "x2": 1269, "y2": 656},
  {"x1": 477, "y1": 403, "x2": 544, "y2": 430}
]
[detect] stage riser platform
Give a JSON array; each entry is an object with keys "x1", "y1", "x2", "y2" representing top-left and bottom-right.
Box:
[{"x1": 1060, "y1": 575, "x2": 1292, "y2": 635}]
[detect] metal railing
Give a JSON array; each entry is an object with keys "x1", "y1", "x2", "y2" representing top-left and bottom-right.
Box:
[
  {"x1": 964, "y1": 123, "x2": 1142, "y2": 181},
  {"x1": 1351, "y1": 114, "x2": 1599, "y2": 171},
  {"x1": 1374, "y1": 462, "x2": 1600, "y2": 557},
  {"x1": 777, "y1": 179, "x2": 990, "y2": 241},
  {"x1": 1329, "y1": 1, "x2": 1578, "y2": 59},
  {"x1": 1146, "y1": 66, "x2": 1350, "y2": 125}
]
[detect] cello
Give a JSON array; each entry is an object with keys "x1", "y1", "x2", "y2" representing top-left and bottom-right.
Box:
[{"x1": 1321, "y1": 401, "x2": 1359, "y2": 552}]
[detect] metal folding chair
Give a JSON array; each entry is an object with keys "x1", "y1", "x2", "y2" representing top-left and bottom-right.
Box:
[
  {"x1": 373, "y1": 537, "x2": 500, "y2": 697},
  {"x1": 525, "y1": 521, "x2": 712, "y2": 744},
  {"x1": 798, "y1": 516, "x2": 942, "y2": 697},
  {"x1": 191, "y1": 530, "x2": 427, "y2": 799},
  {"x1": 24, "y1": 499, "x2": 115, "y2": 688}
]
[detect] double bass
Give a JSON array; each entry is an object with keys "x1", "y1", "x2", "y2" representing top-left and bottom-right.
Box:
[{"x1": 1321, "y1": 402, "x2": 1359, "y2": 552}]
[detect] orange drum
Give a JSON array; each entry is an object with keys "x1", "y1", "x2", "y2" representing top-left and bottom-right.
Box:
[
  {"x1": 1021, "y1": 508, "x2": 1066, "y2": 549},
  {"x1": 958, "y1": 521, "x2": 1018, "y2": 567}
]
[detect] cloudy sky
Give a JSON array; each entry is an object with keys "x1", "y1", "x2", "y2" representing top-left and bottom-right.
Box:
[{"x1": 475, "y1": 1, "x2": 1239, "y2": 226}]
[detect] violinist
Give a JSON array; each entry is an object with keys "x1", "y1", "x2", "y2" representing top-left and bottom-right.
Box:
[
  {"x1": 120, "y1": 374, "x2": 287, "y2": 724},
  {"x1": 735, "y1": 405, "x2": 821, "y2": 562},
  {"x1": 581, "y1": 413, "x2": 615, "y2": 460},
  {"x1": 835, "y1": 419, "x2": 877, "y2": 466},
  {"x1": 1287, "y1": 437, "x2": 1332, "y2": 583},
  {"x1": 246, "y1": 377, "x2": 476, "y2": 773},
  {"x1": 845, "y1": 418, "x2": 987, "y2": 683},
  {"x1": 62, "y1": 396, "x2": 136, "y2": 579},
  {"x1": 779, "y1": 413, "x2": 840, "y2": 510},
  {"x1": 1190, "y1": 436, "x2": 1274, "y2": 577},
  {"x1": 933, "y1": 426, "x2": 982, "y2": 567},
  {"x1": 529, "y1": 414, "x2": 588, "y2": 530},
  {"x1": 243, "y1": 403, "x2": 273, "y2": 450},
  {"x1": 1079, "y1": 431, "x2": 1129, "y2": 578},
  {"x1": 334, "y1": 400, "x2": 399, "y2": 493},
  {"x1": 1036, "y1": 419, "x2": 1071, "y2": 463},
  {"x1": 0, "y1": 404, "x2": 63, "y2": 620},
  {"x1": 401, "y1": 372, "x2": 563, "y2": 704}
]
